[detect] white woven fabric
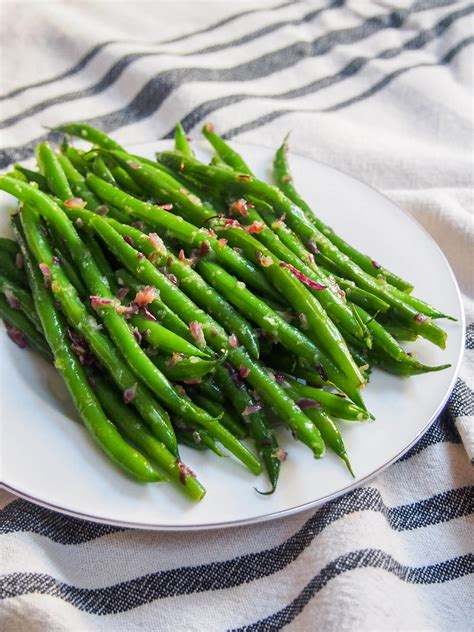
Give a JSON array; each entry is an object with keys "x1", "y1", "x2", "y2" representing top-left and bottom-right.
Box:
[{"x1": 1, "y1": 1, "x2": 473, "y2": 630}]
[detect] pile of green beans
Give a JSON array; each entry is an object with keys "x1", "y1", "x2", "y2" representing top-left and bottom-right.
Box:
[{"x1": 0, "y1": 122, "x2": 453, "y2": 500}]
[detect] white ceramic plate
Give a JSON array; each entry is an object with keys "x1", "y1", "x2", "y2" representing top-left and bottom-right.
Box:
[{"x1": 0, "y1": 141, "x2": 464, "y2": 530}]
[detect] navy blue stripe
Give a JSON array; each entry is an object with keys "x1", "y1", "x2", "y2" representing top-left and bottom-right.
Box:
[
  {"x1": 233, "y1": 551, "x2": 474, "y2": 631},
  {"x1": 0, "y1": 0, "x2": 298, "y2": 102},
  {"x1": 2, "y1": 547, "x2": 472, "y2": 613},
  {"x1": 0, "y1": 0, "x2": 452, "y2": 167},
  {"x1": 465, "y1": 322, "x2": 474, "y2": 350},
  {"x1": 223, "y1": 35, "x2": 474, "y2": 138},
  {"x1": 167, "y1": 2, "x2": 471, "y2": 137}
]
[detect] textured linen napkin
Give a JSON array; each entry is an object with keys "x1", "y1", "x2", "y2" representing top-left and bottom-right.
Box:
[{"x1": 1, "y1": 1, "x2": 473, "y2": 630}]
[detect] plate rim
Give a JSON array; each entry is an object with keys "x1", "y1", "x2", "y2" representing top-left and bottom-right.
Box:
[{"x1": 0, "y1": 140, "x2": 466, "y2": 531}]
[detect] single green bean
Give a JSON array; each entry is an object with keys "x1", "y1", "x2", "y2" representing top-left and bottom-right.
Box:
[
  {"x1": 51, "y1": 122, "x2": 125, "y2": 151},
  {"x1": 175, "y1": 122, "x2": 194, "y2": 156},
  {"x1": 283, "y1": 376, "x2": 372, "y2": 421},
  {"x1": 130, "y1": 313, "x2": 209, "y2": 358},
  {"x1": 36, "y1": 142, "x2": 73, "y2": 200}
]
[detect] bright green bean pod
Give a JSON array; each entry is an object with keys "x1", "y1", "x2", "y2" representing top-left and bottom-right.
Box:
[
  {"x1": 175, "y1": 122, "x2": 194, "y2": 156},
  {"x1": 329, "y1": 273, "x2": 390, "y2": 313},
  {"x1": 51, "y1": 122, "x2": 125, "y2": 151},
  {"x1": 36, "y1": 142, "x2": 74, "y2": 200},
  {"x1": 273, "y1": 138, "x2": 413, "y2": 293},
  {"x1": 283, "y1": 376, "x2": 372, "y2": 422},
  {"x1": 64, "y1": 146, "x2": 90, "y2": 176},
  {"x1": 130, "y1": 313, "x2": 209, "y2": 358},
  {"x1": 201, "y1": 123, "x2": 252, "y2": 174},
  {"x1": 380, "y1": 320, "x2": 419, "y2": 342},
  {"x1": 92, "y1": 156, "x2": 118, "y2": 185},
  {"x1": 352, "y1": 304, "x2": 406, "y2": 362},
  {"x1": 16, "y1": 211, "x2": 162, "y2": 483}
]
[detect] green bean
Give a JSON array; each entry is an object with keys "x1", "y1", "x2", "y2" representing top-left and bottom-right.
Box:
[
  {"x1": 328, "y1": 273, "x2": 390, "y2": 313},
  {"x1": 283, "y1": 376, "x2": 372, "y2": 421},
  {"x1": 369, "y1": 351, "x2": 450, "y2": 376},
  {"x1": 15, "y1": 212, "x2": 162, "y2": 482},
  {"x1": 91, "y1": 374, "x2": 206, "y2": 498},
  {"x1": 36, "y1": 142, "x2": 74, "y2": 200},
  {"x1": 175, "y1": 122, "x2": 194, "y2": 156},
  {"x1": 190, "y1": 391, "x2": 248, "y2": 439},
  {"x1": 51, "y1": 122, "x2": 125, "y2": 151},
  {"x1": 261, "y1": 348, "x2": 326, "y2": 387},
  {"x1": 92, "y1": 156, "x2": 117, "y2": 185},
  {"x1": 214, "y1": 364, "x2": 281, "y2": 493},
  {"x1": 273, "y1": 138, "x2": 414, "y2": 292},
  {"x1": 108, "y1": 162, "x2": 144, "y2": 197},
  {"x1": 81, "y1": 231, "x2": 118, "y2": 291},
  {"x1": 64, "y1": 146, "x2": 90, "y2": 176},
  {"x1": 351, "y1": 304, "x2": 405, "y2": 362},
  {"x1": 201, "y1": 123, "x2": 252, "y2": 174},
  {"x1": 175, "y1": 427, "x2": 223, "y2": 455},
  {"x1": 130, "y1": 314, "x2": 209, "y2": 357},
  {"x1": 380, "y1": 320, "x2": 419, "y2": 342}
]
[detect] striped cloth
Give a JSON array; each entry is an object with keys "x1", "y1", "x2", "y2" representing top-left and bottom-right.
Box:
[{"x1": 1, "y1": 1, "x2": 473, "y2": 629}]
